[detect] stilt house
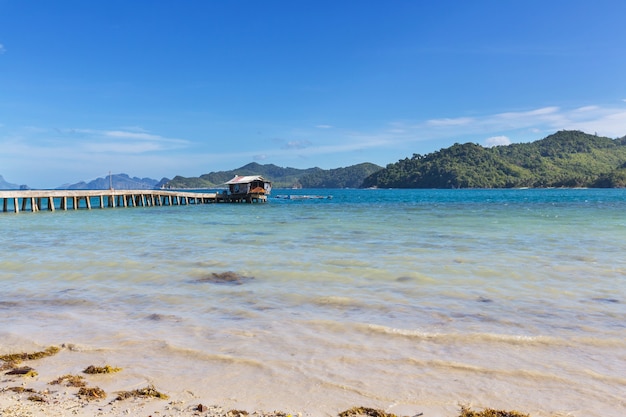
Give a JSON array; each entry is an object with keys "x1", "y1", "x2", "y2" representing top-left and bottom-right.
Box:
[{"x1": 224, "y1": 175, "x2": 272, "y2": 203}]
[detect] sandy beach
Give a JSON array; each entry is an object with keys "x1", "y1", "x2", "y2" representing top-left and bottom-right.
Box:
[
  {"x1": 1, "y1": 345, "x2": 290, "y2": 417},
  {"x1": 1, "y1": 345, "x2": 297, "y2": 417},
  {"x1": 0, "y1": 344, "x2": 431, "y2": 417},
  {"x1": 0, "y1": 345, "x2": 528, "y2": 417}
]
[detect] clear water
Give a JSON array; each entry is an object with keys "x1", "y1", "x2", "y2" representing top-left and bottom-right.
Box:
[{"x1": 1, "y1": 189, "x2": 625, "y2": 416}]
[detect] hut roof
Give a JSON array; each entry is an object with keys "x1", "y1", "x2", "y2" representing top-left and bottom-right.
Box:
[{"x1": 224, "y1": 175, "x2": 270, "y2": 185}]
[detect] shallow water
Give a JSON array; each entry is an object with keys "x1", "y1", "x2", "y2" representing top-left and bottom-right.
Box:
[{"x1": 1, "y1": 189, "x2": 625, "y2": 416}]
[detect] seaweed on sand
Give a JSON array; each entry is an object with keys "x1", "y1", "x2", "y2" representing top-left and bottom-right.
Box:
[
  {"x1": 5, "y1": 387, "x2": 36, "y2": 393},
  {"x1": 114, "y1": 385, "x2": 169, "y2": 401},
  {"x1": 227, "y1": 410, "x2": 249, "y2": 417},
  {"x1": 77, "y1": 386, "x2": 107, "y2": 400},
  {"x1": 49, "y1": 374, "x2": 87, "y2": 387},
  {"x1": 1, "y1": 346, "x2": 58, "y2": 377},
  {"x1": 338, "y1": 407, "x2": 398, "y2": 417},
  {"x1": 0, "y1": 346, "x2": 60, "y2": 365},
  {"x1": 2, "y1": 386, "x2": 46, "y2": 402},
  {"x1": 5, "y1": 366, "x2": 38, "y2": 377},
  {"x1": 459, "y1": 406, "x2": 530, "y2": 417},
  {"x1": 83, "y1": 365, "x2": 122, "y2": 374},
  {"x1": 28, "y1": 394, "x2": 47, "y2": 403}
]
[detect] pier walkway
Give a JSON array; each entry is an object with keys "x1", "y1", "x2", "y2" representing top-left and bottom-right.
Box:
[{"x1": 0, "y1": 189, "x2": 227, "y2": 213}]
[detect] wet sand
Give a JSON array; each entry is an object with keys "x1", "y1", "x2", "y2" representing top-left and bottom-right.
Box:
[
  {"x1": 0, "y1": 344, "x2": 508, "y2": 417},
  {"x1": 0, "y1": 345, "x2": 428, "y2": 417}
]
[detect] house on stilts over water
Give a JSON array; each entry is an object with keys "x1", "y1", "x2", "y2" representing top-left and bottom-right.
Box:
[{"x1": 223, "y1": 175, "x2": 272, "y2": 203}]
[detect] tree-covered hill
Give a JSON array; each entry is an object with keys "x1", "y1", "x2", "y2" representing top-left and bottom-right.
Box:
[
  {"x1": 165, "y1": 163, "x2": 312, "y2": 189},
  {"x1": 298, "y1": 163, "x2": 382, "y2": 188},
  {"x1": 165, "y1": 162, "x2": 383, "y2": 189},
  {"x1": 362, "y1": 130, "x2": 626, "y2": 189}
]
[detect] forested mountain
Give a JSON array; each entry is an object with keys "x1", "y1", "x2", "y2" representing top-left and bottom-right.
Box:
[
  {"x1": 165, "y1": 163, "x2": 316, "y2": 188},
  {"x1": 59, "y1": 173, "x2": 169, "y2": 190},
  {"x1": 298, "y1": 163, "x2": 382, "y2": 188},
  {"x1": 165, "y1": 162, "x2": 383, "y2": 189},
  {"x1": 362, "y1": 130, "x2": 626, "y2": 188}
]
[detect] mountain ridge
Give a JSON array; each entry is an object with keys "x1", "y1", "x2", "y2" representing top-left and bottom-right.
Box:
[
  {"x1": 0, "y1": 175, "x2": 23, "y2": 190},
  {"x1": 362, "y1": 130, "x2": 626, "y2": 188},
  {"x1": 57, "y1": 173, "x2": 170, "y2": 190},
  {"x1": 164, "y1": 162, "x2": 383, "y2": 189}
]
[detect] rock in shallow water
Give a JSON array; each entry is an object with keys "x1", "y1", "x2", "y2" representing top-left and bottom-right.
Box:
[{"x1": 195, "y1": 271, "x2": 254, "y2": 285}]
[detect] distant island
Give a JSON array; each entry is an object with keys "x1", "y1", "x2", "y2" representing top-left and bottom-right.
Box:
[
  {"x1": 58, "y1": 173, "x2": 171, "y2": 190},
  {"x1": 164, "y1": 162, "x2": 383, "y2": 189},
  {"x1": 0, "y1": 175, "x2": 28, "y2": 190},
  {"x1": 362, "y1": 130, "x2": 626, "y2": 189},
  {"x1": 2, "y1": 130, "x2": 626, "y2": 190}
]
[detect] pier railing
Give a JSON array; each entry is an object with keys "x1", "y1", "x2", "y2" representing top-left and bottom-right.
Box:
[{"x1": 0, "y1": 189, "x2": 224, "y2": 213}]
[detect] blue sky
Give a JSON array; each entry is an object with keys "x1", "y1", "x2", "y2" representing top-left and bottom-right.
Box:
[{"x1": 1, "y1": 1, "x2": 625, "y2": 188}]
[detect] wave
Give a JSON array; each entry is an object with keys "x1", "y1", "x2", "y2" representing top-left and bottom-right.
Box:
[
  {"x1": 159, "y1": 342, "x2": 267, "y2": 369},
  {"x1": 418, "y1": 358, "x2": 568, "y2": 382},
  {"x1": 581, "y1": 369, "x2": 626, "y2": 387},
  {"x1": 362, "y1": 323, "x2": 626, "y2": 348}
]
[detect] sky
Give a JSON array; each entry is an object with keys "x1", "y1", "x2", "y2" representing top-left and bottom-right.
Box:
[{"x1": 1, "y1": 0, "x2": 626, "y2": 188}]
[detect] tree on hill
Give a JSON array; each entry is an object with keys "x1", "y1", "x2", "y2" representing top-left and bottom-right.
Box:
[{"x1": 592, "y1": 162, "x2": 626, "y2": 187}]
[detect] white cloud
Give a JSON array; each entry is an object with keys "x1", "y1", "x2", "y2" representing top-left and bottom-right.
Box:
[
  {"x1": 0, "y1": 44, "x2": 5, "y2": 54},
  {"x1": 484, "y1": 136, "x2": 512, "y2": 147},
  {"x1": 566, "y1": 110, "x2": 626, "y2": 138},
  {"x1": 490, "y1": 106, "x2": 564, "y2": 129},
  {"x1": 82, "y1": 141, "x2": 166, "y2": 154},
  {"x1": 497, "y1": 106, "x2": 560, "y2": 118},
  {"x1": 574, "y1": 105, "x2": 600, "y2": 113},
  {"x1": 315, "y1": 124, "x2": 333, "y2": 129},
  {"x1": 426, "y1": 117, "x2": 474, "y2": 127},
  {"x1": 0, "y1": 128, "x2": 197, "y2": 188},
  {"x1": 104, "y1": 130, "x2": 163, "y2": 140},
  {"x1": 72, "y1": 128, "x2": 189, "y2": 148},
  {"x1": 119, "y1": 126, "x2": 150, "y2": 133},
  {"x1": 0, "y1": 126, "x2": 195, "y2": 187},
  {"x1": 282, "y1": 140, "x2": 312, "y2": 150},
  {"x1": 415, "y1": 104, "x2": 626, "y2": 140}
]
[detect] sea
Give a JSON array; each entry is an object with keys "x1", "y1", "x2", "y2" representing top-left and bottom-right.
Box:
[{"x1": 1, "y1": 188, "x2": 625, "y2": 416}]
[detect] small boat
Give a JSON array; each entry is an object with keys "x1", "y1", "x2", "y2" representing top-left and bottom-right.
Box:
[{"x1": 274, "y1": 195, "x2": 332, "y2": 200}]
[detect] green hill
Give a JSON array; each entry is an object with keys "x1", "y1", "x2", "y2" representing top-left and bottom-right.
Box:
[
  {"x1": 362, "y1": 130, "x2": 626, "y2": 188},
  {"x1": 298, "y1": 163, "x2": 383, "y2": 188},
  {"x1": 165, "y1": 162, "x2": 383, "y2": 189},
  {"x1": 165, "y1": 163, "x2": 309, "y2": 189}
]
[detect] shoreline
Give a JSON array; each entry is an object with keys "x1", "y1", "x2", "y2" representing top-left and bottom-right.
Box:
[
  {"x1": 0, "y1": 345, "x2": 421, "y2": 417},
  {"x1": 1, "y1": 345, "x2": 527, "y2": 417}
]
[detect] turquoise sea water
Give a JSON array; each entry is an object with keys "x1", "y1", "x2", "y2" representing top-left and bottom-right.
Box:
[{"x1": 1, "y1": 189, "x2": 625, "y2": 416}]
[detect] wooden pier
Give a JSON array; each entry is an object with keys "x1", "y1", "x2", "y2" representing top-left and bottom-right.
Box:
[{"x1": 0, "y1": 189, "x2": 259, "y2": 214}]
